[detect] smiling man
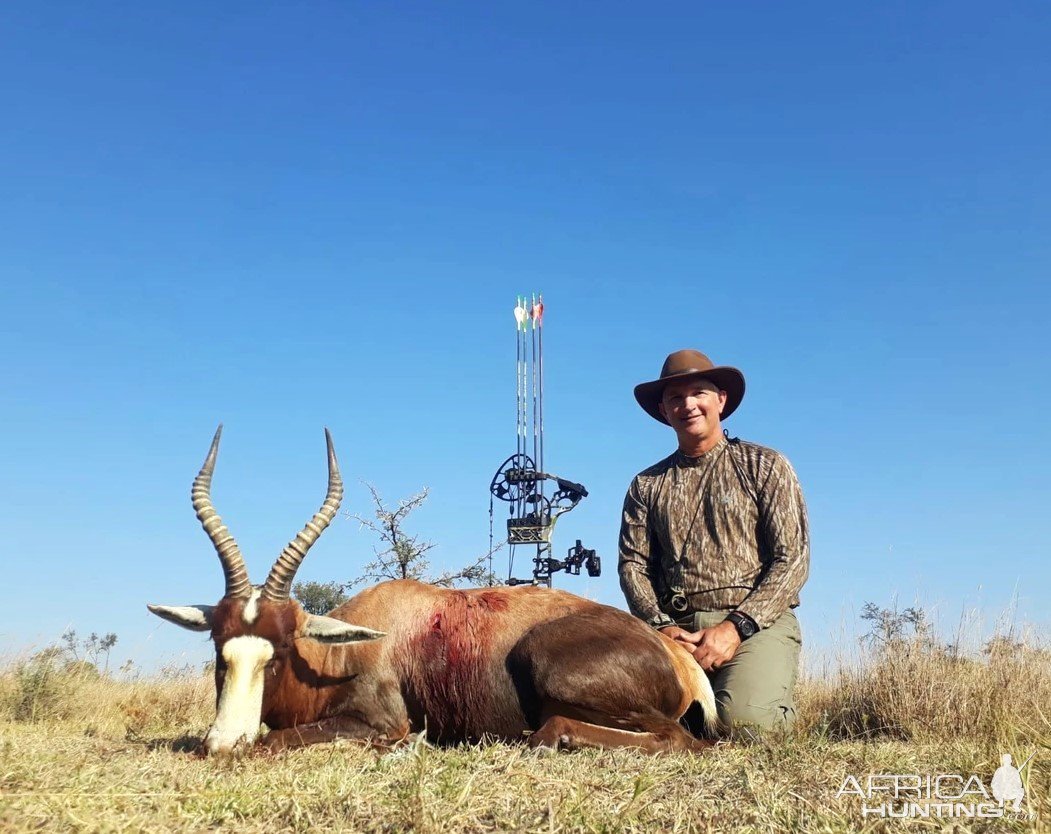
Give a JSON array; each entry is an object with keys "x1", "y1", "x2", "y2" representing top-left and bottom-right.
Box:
[{"x1": 619, "y1": 349, "x2": 810, "y2": 732}]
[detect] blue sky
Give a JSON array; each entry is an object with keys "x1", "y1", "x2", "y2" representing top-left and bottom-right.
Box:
[{"x1": 2, "y1": 2, "x2": 1048, "y2": 671}]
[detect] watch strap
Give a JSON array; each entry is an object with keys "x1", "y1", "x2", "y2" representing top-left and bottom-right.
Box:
[{"x1": 727, "y1": 610, "x2": 759, "y2": 640}]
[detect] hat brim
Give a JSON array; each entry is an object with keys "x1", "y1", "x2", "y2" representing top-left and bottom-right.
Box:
[{"x1": 633, "y1": 367, "x2": 745, "y2": 425}]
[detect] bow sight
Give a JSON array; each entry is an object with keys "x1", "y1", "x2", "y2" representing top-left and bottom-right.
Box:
[{"x1": 488, "y1": 295, "x2": 599, "y2": 587}]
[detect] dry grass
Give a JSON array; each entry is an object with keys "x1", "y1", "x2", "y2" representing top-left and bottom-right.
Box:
[
  {"x1": 1, "y1": 631, "x2": 1048, "y2": 833},
  {"x1": 0, "y1": 659, "x2": 212, "y2": 741},
  {"x1": 799, "y1": 638, "x2": 1051, "y2": 747}
]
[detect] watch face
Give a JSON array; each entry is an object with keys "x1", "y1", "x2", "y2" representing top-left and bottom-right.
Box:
[{"x1": 732, "y1": 614, "x2": 757, "y2": 638}]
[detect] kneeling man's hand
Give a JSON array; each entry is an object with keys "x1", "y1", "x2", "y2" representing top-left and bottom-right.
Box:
[
  {"x1": 658, "y1": 625, "x2": 702, "y2": 653},
  {"x1": 691, "y1": 621, "x2": 741, "y2": 671}
]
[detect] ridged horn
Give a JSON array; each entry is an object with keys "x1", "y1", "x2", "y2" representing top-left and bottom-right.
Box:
[
  {"x1": 261, "y1": 428, "x2": 343, "y2": 602},
  {"x1": 192, "y1": 425, "x2": 252, "y2": 600}
]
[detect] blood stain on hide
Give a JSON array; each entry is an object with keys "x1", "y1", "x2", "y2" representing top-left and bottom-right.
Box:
[{"x1": 402, "y1": 591, "x2": 507, "y2": 740}]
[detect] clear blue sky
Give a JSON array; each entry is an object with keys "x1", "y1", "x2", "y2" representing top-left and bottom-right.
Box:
[{"x1": 2, "y1": 2, "x2": 1048, "y2": 671}]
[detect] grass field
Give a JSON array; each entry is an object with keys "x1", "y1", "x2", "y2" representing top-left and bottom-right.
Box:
[{"x1": 2, "y1": 625, "x2": 1048, "y2": 833}]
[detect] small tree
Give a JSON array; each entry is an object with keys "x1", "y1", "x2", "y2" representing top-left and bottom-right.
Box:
[
  {"x1": 61, "y1": 629, "x2": 118, "y2": 675},
  {"x1": 350, "y1": 485, "x2": 435, "y2": 585},
  {"x1": 347, "y1": 483, "x2": 501, "y2": 588},
  {"x1": 860, "y1": 602, "x2": 938, "y2": 655},
  {"x1": 293, "y1": 580, "x2": 349, "y2": 615}
]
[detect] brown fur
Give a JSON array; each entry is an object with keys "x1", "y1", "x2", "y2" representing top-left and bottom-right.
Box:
[{"x1": 204, "y1": 580, "x2": 715, "y2": 754}]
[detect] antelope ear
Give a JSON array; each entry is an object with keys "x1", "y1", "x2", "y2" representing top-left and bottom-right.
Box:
[
  {"x1": 147, "y1": 604, "x2": 215, "y2": 632},
  {"x1": 302, "y1": 614, "x2": 386, "y2": 644}
]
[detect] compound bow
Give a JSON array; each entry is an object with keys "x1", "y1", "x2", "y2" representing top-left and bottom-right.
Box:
[{"x1": 488, "y1": 295, "x2": 600, "y2": 586}]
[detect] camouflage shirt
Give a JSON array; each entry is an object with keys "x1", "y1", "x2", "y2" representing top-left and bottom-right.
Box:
[{"x1": 618, "y1": 436, "x2": 810, "y2": 630}]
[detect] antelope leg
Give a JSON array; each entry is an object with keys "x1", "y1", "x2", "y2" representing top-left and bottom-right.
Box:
[
  {"x1": 259, "y1": 716, "x2": 405, "y2": 752},
  {"x1": 528, "y1": 714, "x2": 714, "y2": 754}
]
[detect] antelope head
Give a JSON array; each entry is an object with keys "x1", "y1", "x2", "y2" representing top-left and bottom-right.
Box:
[{"x1": 148, "y1": 426, "x2": 384, "y2": 754}]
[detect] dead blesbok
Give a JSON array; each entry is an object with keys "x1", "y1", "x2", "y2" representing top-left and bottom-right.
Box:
[{"x1": 148, "y1": 427, "x2": 718, "y2": 754}]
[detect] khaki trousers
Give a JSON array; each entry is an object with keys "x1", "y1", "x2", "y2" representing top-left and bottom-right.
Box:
[{"x1": 680, "y1": 609, "x2": 802, "y2": 731}]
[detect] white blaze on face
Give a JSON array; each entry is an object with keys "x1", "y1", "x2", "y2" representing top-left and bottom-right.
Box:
[
  {"x1": 204, "y1": 636, "x2": 274, "y2": 754},
  {"x1": 242, "y1": 588, "x2": 262, "y2": 625}
]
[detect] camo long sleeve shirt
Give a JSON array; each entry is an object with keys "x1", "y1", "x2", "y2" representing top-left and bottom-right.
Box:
[{"x1": 618, "y1": 437, "x2": 809, "y2": 630}]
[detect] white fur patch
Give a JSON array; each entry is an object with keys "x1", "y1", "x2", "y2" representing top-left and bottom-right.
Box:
[
  {"x1": 302, "y1": 614, "x2": 386, "y2": 643},
  {"x1": 203, "y1": 635, "x2": 273, "y2": 754},
  {"x1": 147, "y1": 603, "x2": 214, "y2": 632},
  {"x1": 685, "y1": 657, "x2": 719, "y2": 735},
  {"x1": 242, "y1": 588, "x2": 262, "y2": 625}
]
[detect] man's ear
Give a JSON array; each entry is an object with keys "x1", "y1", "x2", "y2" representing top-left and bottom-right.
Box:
[
  {"x1": 718, "y1": 389, "x2": 728, "y2": 414},
  {"x1": 658, "y1": 401, "x2": 668, "y2": 421}
]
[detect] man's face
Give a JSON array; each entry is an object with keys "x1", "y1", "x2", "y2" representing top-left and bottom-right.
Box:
[{"x1": 658, "y1": 378, "x2": 727, "y2": 444}]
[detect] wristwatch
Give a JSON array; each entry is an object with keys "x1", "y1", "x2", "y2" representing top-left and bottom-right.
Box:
[{"x1": 726, "y1": 610, "x2": 759, "y2": 641}]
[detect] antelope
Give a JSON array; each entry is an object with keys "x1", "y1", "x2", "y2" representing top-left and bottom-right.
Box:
[{"x1": 148, "y1": 427, "x2": 718, "y2": 755}]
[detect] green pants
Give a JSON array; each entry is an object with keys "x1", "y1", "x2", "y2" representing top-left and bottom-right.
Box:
[{"x1": 680, "y1": 609, "x2": 802, "y2": 731}]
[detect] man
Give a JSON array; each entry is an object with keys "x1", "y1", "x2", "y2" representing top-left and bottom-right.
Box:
[{"x1": 619, "y1": 349, "x2": 809, "y2": 731}]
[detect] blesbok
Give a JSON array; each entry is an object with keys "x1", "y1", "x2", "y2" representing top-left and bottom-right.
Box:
[{"x1": 148, "y1": 427, "x2": 718, "y2": 755}]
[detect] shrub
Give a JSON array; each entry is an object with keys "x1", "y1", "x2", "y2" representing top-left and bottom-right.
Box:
[{"x1": 10, "y1": 648, "x2": 85, "y2": 722}]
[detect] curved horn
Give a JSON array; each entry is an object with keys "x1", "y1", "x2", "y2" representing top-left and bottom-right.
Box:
[
  {"x1": 261, "y1": 428, "x2": 343, "y2": 602},
  {"x1": 192, "y1": 425, "x2": 252, "y2": 600}
]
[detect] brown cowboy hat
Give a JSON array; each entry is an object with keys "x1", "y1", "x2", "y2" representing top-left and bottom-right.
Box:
[{"x1": 634, "y1": 349, "x2": 746, "y2": 424}]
